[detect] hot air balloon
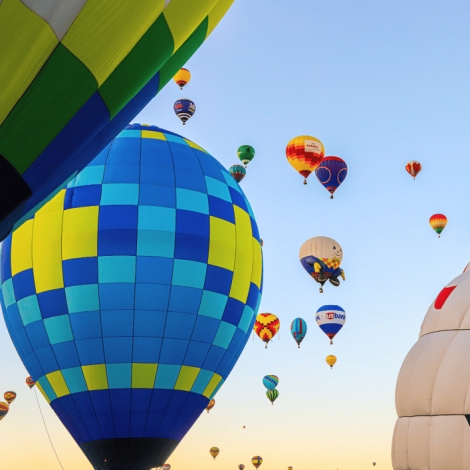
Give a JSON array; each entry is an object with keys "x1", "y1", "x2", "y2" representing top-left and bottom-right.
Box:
[
  {"x1": 210, "y1": 447, "x2": 220, "y2": 459},
  {"x1": 326, "y1": 355, "x2": 337, "y2": 369},
  {"x1": 25, "y1": 377, "x2": 35, "y2": 389},
  {"x1": 252, "y1": 456, "x2": 263, "y2": 468},
  {"x1": 162, "y1": 464, "x2": 171, "y2": 470},
  {"x1": 229, "y1": 165, "x2": 246, "y2": 183},
  {"x1": 299, "y1": 237, "x2": 345, "y2": 293},
  {"x1": 3, "y1": 392, "x2": 16, "y2": 405},
  {"x1": 0, "y1": 125, "x2": 263, "y2": 470},
  {"x1": 290, "y1": 318, "x2": 307, "y2": 347},
  {"x1": 430, "y1": 214, "x2": 447, "y2": 238},
  {"x1": 239, "y1": 465, "x2": 246, "y2": 470},
  {"x1": 0, "y1": 1, "x2": 233, "y2": 243},
  {"x1": 206, "y1": 399, "x2": 215, "y2": 413},
  {"x1": 237, "y1": 145, "x2": 255, "y2": 167},
  {"x1": 315, "y1": 305, "x2": 346, "y2": 344},
  {"x1": 372, "y1": 463, "x2": 376, "y2": 467},
  {"x1": 286, "y1": 135, "x2": 325, "y2": 184},
  {"x1": 0, "y1": 402, "x2": 9, "y2": 421},
  {"x1": 174, "y1": 98, "x2": 196, "y2": 124},
  {"x1": 262, "y1": 375, "x2": 279, "y2": 391},
  {"x1": 266, "y1": 389, "x2": 279, "y2": 405},
  {"x1": 288, "y1": 467, "x2": 293, "y2": 470},
  {"x1": 173, "y1": 68, "x2": 191, "y2": 90},
  {"x1": 405, "y1": 161, "x2": 422, "y2": 180},
  {"x1": 315, "y1": 156, "x2": 348, "y2": 199},
  {"x1": 254, "y1": 313, "x2": 280, "y2": 348}
]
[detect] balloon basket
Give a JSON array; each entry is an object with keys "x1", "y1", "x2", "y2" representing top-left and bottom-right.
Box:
[
  {"x1": 330, "y1": 194, "x2": 334, "y2": 199},
  {"x1": 303, "y1": 179, "x2": 307, "y2": 185}
]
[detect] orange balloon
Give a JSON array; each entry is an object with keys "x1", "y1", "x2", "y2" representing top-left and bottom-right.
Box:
[
  {"x1": 25, "y1": 376, "x2": 35, "y2": 389},
  {"x1": 405, "y1": 160, "x2": 422, "y2": 180},
  {"x1": 3, "y1": 391, "x2": 16, "y2": 405},
  {"x1": 206, "y1": 399, "x2": 215, "y2": 413}
]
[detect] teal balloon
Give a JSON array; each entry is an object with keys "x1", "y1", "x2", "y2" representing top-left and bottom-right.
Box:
[
  {"x1": 262, "y1": 375, "x2": 279, "y2": 390},
  {"x1": 0, "y1": 124, "x2": 263, "y2": 469}
]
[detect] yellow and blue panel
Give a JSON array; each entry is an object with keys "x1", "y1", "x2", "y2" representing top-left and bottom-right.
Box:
[
  {"x1": 0, "y1": 0, "x2": 233, "y2": 243},
  {"x1": 0, "y1": 124, "x2": 262, "y2": 468}
]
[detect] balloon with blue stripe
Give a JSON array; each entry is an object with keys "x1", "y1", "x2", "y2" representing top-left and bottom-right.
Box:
[
  {"x1": 290, "y1": 317, "x2": 307, "y2": 348},
  {"x1": 174, "y1": 99, "x2": 196, "y2": 125},
  {"x1": 315, "y1": 305, "x2": 346, "y2": 345},
  {"x1": 262, "y1": 375, "x2": 279, "y2": 391}
]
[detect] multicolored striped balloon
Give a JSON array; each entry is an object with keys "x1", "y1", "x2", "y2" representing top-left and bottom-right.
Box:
[
  {"x1": 406, "y1": 160, "x2": 422, "y2": 180},
  {"x1": 315, "y1": 156, "x2": 348, "y2": 199},
  {"x1": 254, "y1": 313, "x2": 280, "y2": 348},
  {"x1": 262, "y1": 375, "x2": 279, "y2": 390},
  {"x1": 252, "y1": 456, "x2": 263, "y2": 468},
  {"x1": 286, "y1": 135, "x2": 324, "y2": 184},
  {"x1": 229, "y1": 164, "x2": 246, "y2": 183},
  {"x1": 25, "y1": 376, "x2": 35, "y2": 389},
  {"x1": 0, "y1": 402, "x2": 9, "y2": 421},
  {"x1": 290, "y1": 318, "x2": 307, "y2": 347},
  {"x1": 173, "y1": 68, "x2": 191, "y2": 90},
  {"x1": 174, "y1": 98, "x2": 196, "y2": 125},
  {"x1": 315, "y1": 305, "x2": 346, "y2": 345},
  {"x1": 3, "y1": 391, "x2": 16, "y2": 405},
  {"x1": 210, "y1": 447, "x2": 220, "y2": 459},
  {"x1": 266, "y1": 389, "x2": 279, "y2": 405},
  {"x1": 430, "y1": 214, "x2": 447, "y2": 238}
]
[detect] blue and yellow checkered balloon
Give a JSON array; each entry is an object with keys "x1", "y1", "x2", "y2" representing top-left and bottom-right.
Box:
[{"x1": 0, "y1": 124, "x2": 262, "y2": 469}]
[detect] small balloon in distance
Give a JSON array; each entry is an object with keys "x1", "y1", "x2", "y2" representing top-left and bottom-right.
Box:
[
  {"x1": 237, "y1": 145, "x2": 255, "y2": 167},
  {"x1": 174, "y1": 99, "x2": 196, "y2": 125},
  {"x1": 229, "y1": 164, "x2": 246, "y2": 183},
  {"x1": 326, "y1": 355, "x2": 337, "y2": 368},
  {"x1": 286, "y1": 135, "x2": 325, "y2": 184},
  {"x1": 430, "y1": 214, "x2": 447, "y2": 238},
  {"x1": 254, "y1": 313, "x2": 280, "y2": 348},
  {"x1": 173, "y1": 68, "x2": 191, "y2": 90},
  {"x1": 210, "y1": 447, "x2": 220, "y2": 459},
  {"x1": 315, "y1": 156, "x2": 348, "y2": 199},
  {"x1": 290, "y1": 317, "x2": 307, "y2": 348},
  {"x1": 406, "y1": 161, "x2": 422, "y2": 180}
]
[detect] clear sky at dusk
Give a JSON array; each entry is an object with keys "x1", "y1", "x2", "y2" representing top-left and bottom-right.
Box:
[{"x1": 2, "y1": 1, "x2": 470, "y2": 468}]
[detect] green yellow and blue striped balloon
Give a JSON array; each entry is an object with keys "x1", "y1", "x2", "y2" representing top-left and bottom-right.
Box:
[
  {"x1": 262, "y1": 375, "x2": 279, "y2": 390},
  {"x1": 0, "y1": 124, "x2": 262, "y2": 469},
  {"x1": 266, "y1": 389, "x2": 279, "y2": 405},
  {"x1": 0, "y1": 0, "x2": 233, "y2": 242}
]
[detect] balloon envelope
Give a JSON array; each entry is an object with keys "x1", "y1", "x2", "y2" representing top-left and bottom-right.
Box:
[
  {"x1": 254, "y1": 313, "x2": 280, "y2": 347},
  {"x1": 429, "y1": 214, "x2": 447, "y2": 237},
  {"x1": 315, "y1": 156, "x2": 348, "y2": 198},
  {"x1": 0, "y1": 125, "x2": 262, "y2": 469},
  {"x1": 266, "y1": 389, "x2": 279, "y2": 404},
  {"x1": 210, "y1": 447, "x2": 220, "y2": 459},
  {"x1": 286, "y1": 135, "x2": 324, "y2": 184},
  {"x1": 315, "y1": 305, "x2": 346, "y2": 344},
  {"x1": 239, "y1": 465, "x2": 246, "y2": 470},
  {"x1": 174, "y1": 98, "x2": 196, "y2": 124},
  {"x1": 0, "y1": 1, "x2": 232, "y2": 242},
  {"x1": 25, "y1": 376, "x2": 35, "y2": 389},
  {"x1": 3, "y1": 391, "x2": 16, "y2": 405},
  {"x1": 229, "y1": 165, "x2": 246, "y2": 183},
  {"x1": 0, "y1": 402, "x2": 9, "y2": 421},
  {"x1": 206, "y1": 399, "x2": 215, "y2": 413},
  {"x1": 252, "y1": 456, "x2": 263, "y2": 468},
  {"x1": 262, "y1": 375, "x2": 279, "y2": 391},
  {"x1": 237, "y1": 145, "x2": 255, "y2": 166},
  {"x1": 326, "y1": 355, "x2": 337, "y2": 368},
  {"x1": 405, "y1": 161, "x2": 422, "y2": 179},
  {"x1": 290, "y1": 317, "x2": 307, "y2": 347},
  {"x1": 173, "y1": 68, "x2": 191, "y2": 89}
]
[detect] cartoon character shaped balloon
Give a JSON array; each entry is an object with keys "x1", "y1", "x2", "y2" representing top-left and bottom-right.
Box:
[
  {"x1": 173, "y1": 68, "x2": 191, "y2": 89},
  {"x1": 254, "y1": 314, "x2": 280, "y2": 347},
  {"x1": 0, "y1": 1, "x2": 232, "y2": 243},
  {"x1": 299, "y1": 237, "x2": 345, "y2": 292},
  {"x1": 262, "y1": 375, "x2": 279, "y2": 391},
  {"x1": 174, "y1": 98, "x2": 196, "y2": 124},
  {"x1": 290, "y1": 318, "x2": 307, "y2": 347},
  {"x1": 0, "y1": 125, "x2": 263, "y2": 469},
  {"x1": 229, "y1": 164, "x2": 246, "y2": 183},
  {"x1": 405, "y1": 161, "x2": 422, "y2": 180},
  {"x1": 286, "y1": 135, "x2": 325, "y2": 184},
  {"x1": 429, "y1": 214, "x2": 447, "y2": 238},
  {"x1": 237, "y1": 145, "x2": 255, "y2": 167},
  {"x1": 252, "y1": 456, "x2": 263, "y2": 468},
  {"x1": 316, "y1": 305, "x2": 346, "y2": 344},
  {"x1": 315, "y1": 156, "x2": 348, "y2": 198}
]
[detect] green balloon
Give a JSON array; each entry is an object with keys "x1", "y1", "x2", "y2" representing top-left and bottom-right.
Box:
[
  {"x1": 237, "y1": 145, "x2": 255, "y2": 166},
  {"x1": 266, "y1": 389, "x2": 279, "y2": 405}
]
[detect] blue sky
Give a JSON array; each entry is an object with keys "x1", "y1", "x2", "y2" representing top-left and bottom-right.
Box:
[{"x1": 2, "y1": 1, "x2": 470, "y2": 468}]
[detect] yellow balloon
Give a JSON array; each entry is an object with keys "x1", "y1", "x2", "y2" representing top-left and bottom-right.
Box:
[
  {"x1": 173, "y1": 68, "x2": 191, "y2": 90},
  {"x1": 326, "y1": 355, "x2": 337, "y2": 368},
  {"x1": 210, "y1": 447, "x2": 220, "y2": 459}
]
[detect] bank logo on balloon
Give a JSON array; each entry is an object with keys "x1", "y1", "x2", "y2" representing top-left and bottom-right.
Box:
[{"x1": 0, "y1": 125, "x2": 262, "y2": 469}]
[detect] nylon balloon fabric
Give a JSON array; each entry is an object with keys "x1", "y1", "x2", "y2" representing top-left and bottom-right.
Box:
[
  {"x1": 254, "y1": 313, "x2": 280, "y2": 347},
  {"x1": 314, "y1": 156, "x2": 348, "y2": 198},
  {"x1": 0, "y1": 124, "x2": 263, "y2": 470},
  {"x1": 0, "y1": 0, "x2": 233, "y2": 242}
]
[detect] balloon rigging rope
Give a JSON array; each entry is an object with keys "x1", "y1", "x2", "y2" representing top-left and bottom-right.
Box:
[{"x1": 34, "y1": 387, "x2": 65, "y2": 470}]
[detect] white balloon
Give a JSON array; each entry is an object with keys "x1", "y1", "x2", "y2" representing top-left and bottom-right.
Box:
[{"x1": 392, "y1": 267, "x2": 470, "y2": 469}]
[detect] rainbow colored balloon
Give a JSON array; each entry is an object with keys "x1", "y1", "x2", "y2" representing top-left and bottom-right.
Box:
[
  {"x1": 0, "y1": 124, "x2": 262, "y2": 469},
  {"x1": 262, "y1": 375, "x2": 279, "y2": 391},
  {"x1": 252, "y1": 456, "x2": 263, "y2": 468},
  {"x1": 0, "y1": 1, "x2": 233, "y2": 242},
  {"x1": 430, "y1": 214, "x2": 447, "y2": 238}
]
